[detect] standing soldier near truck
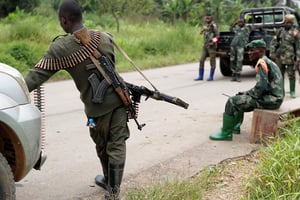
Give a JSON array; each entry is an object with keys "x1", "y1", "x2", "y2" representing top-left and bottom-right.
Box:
[
  {"x1": 194, "y1": 14, "x2": 219, "y2": 81},
  {"x1": 230, "y1": 19, "x2": 252, "y2": 82},
  {"x1": 270, "y1": 14, "x2": 300, "y2": 98}
]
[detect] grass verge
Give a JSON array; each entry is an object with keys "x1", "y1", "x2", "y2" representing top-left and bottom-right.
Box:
[{"x1": 126, "y1": 118, "x2": 300, "y2": 200}]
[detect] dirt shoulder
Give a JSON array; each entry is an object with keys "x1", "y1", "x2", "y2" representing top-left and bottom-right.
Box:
[
  {"x1": 201, "y1": 150, "x2": 259, "y2": 200},
  {"x1": 120, "y1": 147, "x2": 259, "y2": 200}
]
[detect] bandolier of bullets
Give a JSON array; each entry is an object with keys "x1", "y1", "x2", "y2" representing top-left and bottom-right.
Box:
[
  {"x1": 34, "y1": 85, "x2": 46, "y2": 150},
  {"x1": 33, "y1": 30, "x2": 103, "y2": 148},
  {"x1": 35, "y1": 31, "x2": 102, "y2": 71},
  {"x1": 127, "y1": 100, "x2": 140, "y2": 120}
]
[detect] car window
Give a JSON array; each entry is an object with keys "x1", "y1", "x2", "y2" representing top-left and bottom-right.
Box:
[{"x1": 244, "y1": 10, "x2": 285, "y2": 25}]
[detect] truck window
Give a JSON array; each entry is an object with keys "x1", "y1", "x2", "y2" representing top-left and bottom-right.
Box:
[{"x1": 244, "y1": 11, "x2": 285, "y2": 25}]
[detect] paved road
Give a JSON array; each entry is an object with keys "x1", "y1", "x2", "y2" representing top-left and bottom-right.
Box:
[{"x1": 16, "y1": 62, "x2": 297, "y2": 199}]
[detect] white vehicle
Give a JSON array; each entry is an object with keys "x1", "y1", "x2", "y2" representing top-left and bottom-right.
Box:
[{"x1": 0, "y1": 62, "x2": 46, "y2": 200}]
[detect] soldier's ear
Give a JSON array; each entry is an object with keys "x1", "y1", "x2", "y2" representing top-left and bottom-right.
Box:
[{"x1": 60, "y1": 16, "x2": 68, "y2": 25}]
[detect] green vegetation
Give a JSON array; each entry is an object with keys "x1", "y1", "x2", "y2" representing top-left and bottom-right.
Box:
[
  {"x1": 244, "y1": 119, "x2": 300, "y2": 199},
  {"x1": 0, "y1": 8, "x2": 200, "y2": 80},
  {"x1": 126, "y1": 119, "x2": 300, "y2": 199},
  {"x1": 126, "y1": 179, "x2": 203, "y2": 200},
  {"x1": 126, "y1": 166, "x2": 221, "y2": 200},
  {"x1": 0, "y1": 0, "x2": 288, "y2": 80}
]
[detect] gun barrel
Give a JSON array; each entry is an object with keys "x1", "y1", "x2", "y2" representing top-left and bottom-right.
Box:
[{"x1": 153, "y1": 92, "x2": 189, "y2": 109}]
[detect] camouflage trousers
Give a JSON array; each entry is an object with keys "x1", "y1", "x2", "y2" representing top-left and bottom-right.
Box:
[
  {"x1": 230, "y1": 45, "x2": 244, "y2": 74},
  {"x1": 199, "y1": 44, "x2": 216, "y2": 69},
  {"x1": 89, "y1": 106, "x2": 130, "y2": 165},
  {"x1": 277, "y1": 62, "x2": 296, "y2": 81},
  {"x1": 225, "y1": 94, "x2": 282, "y2": 116}
]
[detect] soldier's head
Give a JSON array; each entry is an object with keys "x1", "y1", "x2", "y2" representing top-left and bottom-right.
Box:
[
  {"x1": 284, "y1": 14, "x2": 295, "y2": 29},
  {"x1": 238, "y1": 19, "x2": 245, "y2": 27},
  {"x1": 58, "y1": 0, "x2": 83, "y2": 34},
  {"x1": 205, "y1": 14, "x2": 213, "y2": 24},
  {"x1": 247, "y1": 39, "x2": 266, "y2": 61}
]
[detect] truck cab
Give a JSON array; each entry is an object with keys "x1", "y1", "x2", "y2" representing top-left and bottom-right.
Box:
[{"x1": 216, "y1": 6, "x2": 300, "y2": 76}]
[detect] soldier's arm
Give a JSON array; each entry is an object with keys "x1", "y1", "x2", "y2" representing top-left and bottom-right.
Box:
[
  {"x1": 246, "y1": 62, "x2": 269, "y2": 98},
  {"x1": 213, "y1": 23, "x2": 219, "y2": 37},
  {"x1": 295, "y1": 29, "x2": 300, "y2": 62},
  {"x1": 25, "y1": 68, "x2": 57, "y2": 92},
  {"x1": 269, "y1": 38, "x2": 278, "y2": 60},
  {"x1": 252, "y1": 65, "x2": 269, "y2": 98}
]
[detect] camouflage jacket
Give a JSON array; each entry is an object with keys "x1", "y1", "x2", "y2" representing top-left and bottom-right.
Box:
[
  {"x1": 203, "y1": 21, "x2": 219, "y2": 45},
  {"x1": 231, "y1": 25, "x2": 251, "y2": 47},
  {"x1": 270, "y1": 26, "x2": 300, "y2": 64},
  {"x1": 247, "y1": 56, "x2": 284, "y2": 109}
]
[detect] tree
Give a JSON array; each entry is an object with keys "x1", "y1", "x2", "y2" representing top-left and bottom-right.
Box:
[
  {"x1": 0, "y1": 0, "x2": 40, "y2": 18},
  {"x1": 95, "y1": 0, "x2": 156, "y2": 32}
]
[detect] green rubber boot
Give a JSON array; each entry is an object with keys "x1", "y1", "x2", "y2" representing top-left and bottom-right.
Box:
[
  {"x1": 290, "y1": 80, "x2": 296, "y2": 98},
  {"x1": 209, "y1": 113, "x2": 235, "y2": 141},
  {"x1": 232, "y1": 112, "x2": 244, "y2": 134}
]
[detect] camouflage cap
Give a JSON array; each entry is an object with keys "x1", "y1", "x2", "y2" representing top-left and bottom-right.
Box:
[
  {"x1": 285, "y1": 14, "x2": 295, "y2": 23},
  {"x1": 246, "y1": 39, "x2": 266, "y2": 48}
]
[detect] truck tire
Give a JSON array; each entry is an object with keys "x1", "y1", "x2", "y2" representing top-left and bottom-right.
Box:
[
  {"x1": 0, "y1": 153, "x2": 15, "y2": 200},
  {"x1": 220, "y1": 57, "x2": 232, "y2": 77}
]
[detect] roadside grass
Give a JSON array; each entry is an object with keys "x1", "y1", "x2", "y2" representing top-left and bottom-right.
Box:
[
  {"x1": 126, "y1": 118, "x2": 300, "y2": 200},
  {"x1": 126, "y1": 165, "x2": 221, "y2": 200},
  {"x1": 243, "y1": 118, "x2": 300, "y2": 200},
  {"x1": 0, "y1": 10, "x2": 201, "y2": 80}
]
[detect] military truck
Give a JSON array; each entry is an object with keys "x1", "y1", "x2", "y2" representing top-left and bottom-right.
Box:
[
  {"x1": 216, "y1": 6, "x2": 300, "y2": 76},
  {"x1": 0, "y1": 62, "x2": 46, "y2": 200}
]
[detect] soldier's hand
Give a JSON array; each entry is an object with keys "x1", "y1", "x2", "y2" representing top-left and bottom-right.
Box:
[{"x1": 207, "y1": 41, "x2": 214, "y2": 46}]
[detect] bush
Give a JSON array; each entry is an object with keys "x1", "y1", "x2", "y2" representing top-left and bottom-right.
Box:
[
  {"x1": 113, "y1": 20, "x2": 200, "y2": 71},
  {"x1": 0, "y1": 39, "x2": 45, "y2": 74},
  {"x1": 9, "y1": 21, "x2": 44, "y2": 41},
  {"x1": 0, "y1": 0, "x2": 40, "y2": 18},
  {"x1": 0, "y1": 6, "x2": 200, "y2": 76},
  {"x1": 0, "y1": 53, "x2": 29, "y2": 74},
  {"x1": 0, "y1": 8, "x2": 28, "y2": 24}
]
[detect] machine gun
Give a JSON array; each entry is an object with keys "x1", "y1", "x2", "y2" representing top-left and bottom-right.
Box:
[
  {"x1": 92, "y1": 52, "x2": 190, "y2": 130},
  {"x1": 92, "y1": 54, "x2": 188, "y2": 131},
  {"x1": 125, "y1": 82, "x2": 189, "y2": 130},
  {"x1": 126, "y1": 82, "x2": 189, "y2": 110},
  {"x1": 89, "y1": 35, "x2": 190, "y2": 130}
]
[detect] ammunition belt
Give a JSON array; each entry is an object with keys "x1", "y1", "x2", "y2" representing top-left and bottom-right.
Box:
[{"x1": 35, "y1": 31, "x2": 102, "y2": 71}]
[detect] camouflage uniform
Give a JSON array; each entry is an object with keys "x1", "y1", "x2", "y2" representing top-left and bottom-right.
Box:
[
  {"x1": 199, "y1": 21, "x2": 219, "y2": 69},
  {"x1": 210, "y1": 39, "x2": 284, "y2": 141},
  {"x1": 230, "y1": 24, "x2": 251, "y2": 80},
  {"x1": 225, "y1": 56, "x2": 284, "y2": 115},
  {"x1": 195, "y1": 19, "x2": 219, "y2": 81},
  {"x1": 270, "y1": 14, "x2": 300, "y2": 98}
]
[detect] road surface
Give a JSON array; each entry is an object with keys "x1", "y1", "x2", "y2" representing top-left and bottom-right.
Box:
[{"x1": 16, "y1": 62, "x2": 297, "y2": 199}]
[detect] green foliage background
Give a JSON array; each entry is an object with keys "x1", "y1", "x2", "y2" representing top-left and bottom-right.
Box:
[{"x1": 0, "y1": 0, "x2": 297, "y2": 80}]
